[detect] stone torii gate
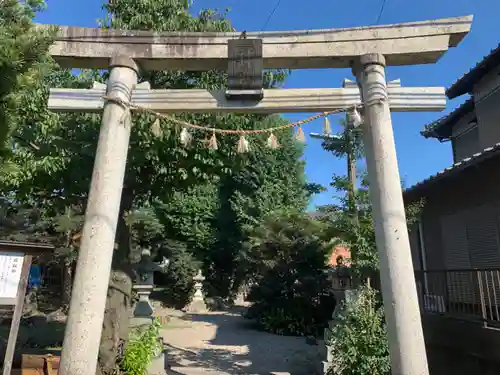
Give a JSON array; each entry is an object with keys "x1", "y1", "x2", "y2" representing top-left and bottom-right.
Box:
[{"x1": 44, "y1": 15, "x2": 472, "y2": 375}]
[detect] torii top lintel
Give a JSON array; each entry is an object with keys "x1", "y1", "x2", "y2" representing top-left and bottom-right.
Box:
[{"x1": 44, "y1": 15, "x2": 472, "y2": 71}]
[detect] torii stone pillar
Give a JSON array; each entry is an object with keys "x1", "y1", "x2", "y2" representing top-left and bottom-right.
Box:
[
  {"x1": 58, "y1": 56, "x2": 138, "y2": 375},
  {"x1": 354, "y1": 54, "x2": 428, "y2": 375}
]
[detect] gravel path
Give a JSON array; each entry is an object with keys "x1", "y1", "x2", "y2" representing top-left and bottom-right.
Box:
[{"x1": 157, "y1": 307, "x2": 321, "y2": 375}]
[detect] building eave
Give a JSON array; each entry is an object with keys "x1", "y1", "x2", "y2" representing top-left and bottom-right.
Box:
[
  {"x1": 446, "y1": 43, "x2": 500, "y2": 99},
  {"x1": 0, "y1": 240, "x2": 54, "y2": 254},
  {"x1": 421, "y1": 97, "x2": 475, "y2": 140},
  {"x1": 404, "y1": 142, "x2": 500, "y2": 197}
]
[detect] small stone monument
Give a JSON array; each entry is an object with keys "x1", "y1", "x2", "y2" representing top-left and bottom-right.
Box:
[
  {"x1": 131, "y1": 248, "x2": 169, "y2": 324},
  {"x1": 185, "y1": 270, "x2": 207, "y2": 313},
  {"x1": 321, "y1": 288, "x2": 359, "y2": 374}
]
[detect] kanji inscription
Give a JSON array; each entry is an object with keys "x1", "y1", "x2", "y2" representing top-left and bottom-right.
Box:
[
  {"x1": 0, "y1": 252, "x2": 23, "y2": 299},
  {"x1": 227, "y1": 39, "x2": 263, "y2": 91}
]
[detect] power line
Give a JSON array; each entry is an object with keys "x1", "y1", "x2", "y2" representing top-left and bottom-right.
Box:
[
  {"x1": 375, "y1": 0, "x2": 387, "y2": 25},
  {"x1": 261, "y1": 0, "x2": 283, "y2": 31}
]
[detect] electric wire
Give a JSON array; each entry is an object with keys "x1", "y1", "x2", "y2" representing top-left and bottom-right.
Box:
[
  {"x1": 375, "y1": 0, "x2": 387, "y2": 25},
  {"x1": 261, "y1": 0, "x2": 283, "y2": 31}
]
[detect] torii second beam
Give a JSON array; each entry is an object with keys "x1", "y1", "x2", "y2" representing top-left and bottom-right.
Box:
[{"x1": 48, "y1": 85, "x2": 446, "y2": 114}]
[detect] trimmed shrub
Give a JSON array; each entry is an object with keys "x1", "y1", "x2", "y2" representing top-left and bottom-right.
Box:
[
  {"x1": 154, "y1": 240, "x2": 199, "y2": 309},
  {"x1": 245, "y1": 212, "x2": 336, "y2": 336},
  {"x1": 326, "y1": 285, "x2": 390, "y2": 375}
]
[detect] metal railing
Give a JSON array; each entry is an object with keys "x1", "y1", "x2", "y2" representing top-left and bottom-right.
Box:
[{"x1": 415, "y1": 269, "x2": 500, "y2": 327}]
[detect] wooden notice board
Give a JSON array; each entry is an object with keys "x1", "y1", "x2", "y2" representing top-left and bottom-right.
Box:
[{"x1": 0, "y1": 241, "x2": 54, "y2": 375}]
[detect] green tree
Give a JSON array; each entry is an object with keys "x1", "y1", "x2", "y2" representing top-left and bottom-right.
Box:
[
  {"x1": 206, "y1": 116, "x2": 309, "y2": 299},
  {"x1": 42, "y1": 205, "x2": 84, "y2": 309},
  {"x1": 153, "y1": 239, "x2": 200, "y2": 309},
  {"x1": 319, "y1": 171, "x2": 423, "y2": 275},
  {"x1": 0, "y1": 3, "x2": 238, "y2": 369},
  {"x1": 0, "y1": 0, "x2": 55, "y2": 157},
  {"x1": 0, "y1": 68, "x2": 102, "y2": 308},
  {"x1": 321, "y1": 116, "x2": 364, "y2": 218},
  {"x1": 0, "y1": 199, "x2": 83, "y2": 309},
  {"x1": 101, "y1": 0, "x2": 305, "y2": 302},
  {"x1": 244, "y1": 211, "x2": 336, "y2": 336},
  {"x1": 155, "y1": 183, "x2": 218, "y2": 262}
]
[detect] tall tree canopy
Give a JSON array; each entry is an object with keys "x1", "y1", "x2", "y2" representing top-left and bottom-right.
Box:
[
  {"x1": 0, "y1": 0, "x2": 55, "y2": 157},
  {"x1": 0, "y1": 1, "x2": 310, "y2": 373}
]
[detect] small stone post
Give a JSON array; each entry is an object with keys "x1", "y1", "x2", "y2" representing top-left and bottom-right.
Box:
[
  {"x1": 353, "y1": 53, "x2": 429, "y2": 375},
  {"x1": 58, "y1": 56, "x2": 138, "y2": 375},
  {"x1": 185, "y1": 270, "x2": 207, "y2": 313}
]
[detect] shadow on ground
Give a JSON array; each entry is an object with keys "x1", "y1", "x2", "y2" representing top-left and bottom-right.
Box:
[
  {"x1": 163, "y1": 308, "x2": 320, "y2": 375},
  {"x1": 163, "y1": 307, "x2": 500, "y2": 375}
]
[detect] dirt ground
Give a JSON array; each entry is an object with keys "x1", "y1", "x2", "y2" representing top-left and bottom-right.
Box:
[
  {"x1": 157, "y1": 306, "x2": 321, "y2": 375},
  {"x1": 3, "y1": 294, "x2": 497, "y2": 375},
  {"x1": 0, "y1": 301, "x2": 320, "y2": 375}
]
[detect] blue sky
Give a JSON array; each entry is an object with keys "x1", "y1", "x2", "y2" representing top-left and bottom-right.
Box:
[{"x1": 35, "y1": 0, "x2": 500, "y2": 208}]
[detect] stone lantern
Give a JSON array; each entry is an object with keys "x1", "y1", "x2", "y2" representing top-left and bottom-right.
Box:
[
  {"x1": 185, "y1": 270, "x2": 208, "y2": 313},
  {"x1": 132, "y1": 248, "x2": 169, "y2": 322}
]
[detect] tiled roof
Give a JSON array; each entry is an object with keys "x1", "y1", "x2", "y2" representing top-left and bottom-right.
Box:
[
  {"x1": 404, "y1": 142, "x2": 500, "y2": 195},
  {"x1": 421, "y1": 97, "x2": 475, "y2": 140},
  {"x1": 446, "y1": 43, "x2": 500, "y2": 99},
  {"x1": 308, "y1": 211, "x2": 325, "y2": 219}
]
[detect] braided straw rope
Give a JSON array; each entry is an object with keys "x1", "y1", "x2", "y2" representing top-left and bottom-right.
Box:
[{"x1": 103, "y1": 95, "x2": 361, "y2": 135}]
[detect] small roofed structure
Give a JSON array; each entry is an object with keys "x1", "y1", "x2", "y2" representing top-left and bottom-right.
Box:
[
  {"x1": 0, "y1": 240, "x2": 54, "y2": 254},
  {"x1": 328, "y1": 245, "x2": 351, "y2": 267}
]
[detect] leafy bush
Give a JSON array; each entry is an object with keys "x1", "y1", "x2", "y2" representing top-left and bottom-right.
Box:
[
  {"x1": 120, "y1": 318, "x2": 163, "y2": 375},
  {"x1": 244, "y1": 212, "x2": 336, "y2": 336},
  {"x1": 326, "y1": 285, "x2": 390, "y2": 375},
  {"x1": 154, "y1": 240, "x2": 199, "y2": 309}
]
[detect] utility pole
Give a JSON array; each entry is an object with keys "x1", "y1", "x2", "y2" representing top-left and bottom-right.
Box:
[{"x1": 310, "y1": 115, "x2": 359, "y2": 219}]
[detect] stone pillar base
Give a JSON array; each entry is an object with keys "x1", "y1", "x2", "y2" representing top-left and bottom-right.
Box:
[
  {"x1": 148, "y1": 351, "x2": 168, "y2": 374},
  {"x1": 322, "y1": 360, "x2": 333, "y2": 374},
  {"x1": 129, "y1": 316, "x2": 154, "y2": 328},
  {"x1": 184, "y1": 299, "x2": 208, "y2": 313}
]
